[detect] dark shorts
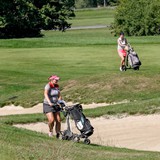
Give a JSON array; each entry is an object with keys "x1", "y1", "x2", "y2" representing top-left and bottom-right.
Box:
[{"x1": 43, "y1": 103, "x2": 61, "y2": 114}]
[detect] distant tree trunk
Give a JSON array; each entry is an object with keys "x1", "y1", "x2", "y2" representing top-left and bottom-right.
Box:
[{"x1": 104, "y1": 0, "x2": 106, "y2": 7}]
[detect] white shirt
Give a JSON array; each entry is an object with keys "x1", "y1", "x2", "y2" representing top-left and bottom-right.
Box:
[{"x1": 117, "y1": 37, "x2": 127, "y2": 50}]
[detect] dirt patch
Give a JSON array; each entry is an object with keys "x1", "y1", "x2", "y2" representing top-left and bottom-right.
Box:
[{"x1": 14, "y1": 114, "x2": 160, "y2": 152}]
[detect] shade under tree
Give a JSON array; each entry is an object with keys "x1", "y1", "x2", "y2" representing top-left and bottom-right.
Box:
[{"x1": 0, "y1": 0, "x2": 75, "y2": 38}]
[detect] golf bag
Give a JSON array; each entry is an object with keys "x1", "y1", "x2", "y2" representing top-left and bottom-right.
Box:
[
  {"x1": 126, "y1": 44, "x2": 141, "y2": 70},
  {"x1": 69, "y1": 104, "x2": 94, "y2": 137},
  {"x1": 60, "y1": 103, "x2": 94, "y2": 144}
]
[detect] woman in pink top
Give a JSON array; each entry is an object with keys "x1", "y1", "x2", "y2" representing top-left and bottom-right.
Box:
[{"x1": 117, "y1": 32, "x2": 128, "y2": 71}]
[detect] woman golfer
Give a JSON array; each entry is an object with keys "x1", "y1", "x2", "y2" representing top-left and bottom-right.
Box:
[
  {"x1": 117, "y1": 32, "x2": 128, "y2": 71},
  {"x1": 43, "y1": 75, "x2": 62, "y2": 138}
]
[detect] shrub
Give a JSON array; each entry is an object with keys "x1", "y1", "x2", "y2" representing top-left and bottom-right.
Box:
[{"x1": 112, "y1": 0, "x2": 160, "y2": 36}]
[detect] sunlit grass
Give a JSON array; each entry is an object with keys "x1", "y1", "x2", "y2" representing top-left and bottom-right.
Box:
[{"x1": 69, "y1": 7, "x2": 115, "y2": 27}]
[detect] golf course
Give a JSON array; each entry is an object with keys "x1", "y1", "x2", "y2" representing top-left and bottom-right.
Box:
[{"x1": 0, "y1": 8, "x2": 160, "y2": 160}]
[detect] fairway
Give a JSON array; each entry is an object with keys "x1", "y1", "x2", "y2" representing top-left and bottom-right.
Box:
[
  {"x1": 0, "y1": 29, "x2": 160, "y2": 107},
  {"x1": 69, "y1": 8, "x2": 115, "y2": 27}
]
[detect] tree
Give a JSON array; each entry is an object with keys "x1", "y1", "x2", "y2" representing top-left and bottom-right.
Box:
[
  {"x1": 39, "y1": 0, "x2": 75, "y2": 30},
  {"x1": 0, "y1": 0, "x2": 75, "y2": 38},
  {"x1": 112, "y1": 0, "x2": 160, "y2": 36}
]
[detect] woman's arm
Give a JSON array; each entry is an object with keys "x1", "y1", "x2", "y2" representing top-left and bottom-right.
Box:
[
  {"x1": 58, "y1": 92, "x2": 62, "y2": 100},
  {"x1": 44, "y1": 89, "x2": 53, "y2": 106}
]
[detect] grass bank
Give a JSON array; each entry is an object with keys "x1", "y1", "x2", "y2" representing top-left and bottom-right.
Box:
[{"x1": 84, "y1": 98, "x2": 160, "y2": 117}]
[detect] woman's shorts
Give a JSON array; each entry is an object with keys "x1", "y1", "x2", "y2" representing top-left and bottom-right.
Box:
[
  {"x1": 43, "y1": 103, "x2": 61, "y2": 114},
  {"x1": 118, "y1": 49, "x2": 127, "y2": 57}
]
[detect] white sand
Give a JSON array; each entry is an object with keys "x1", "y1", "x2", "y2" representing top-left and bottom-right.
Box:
[
  {"x1": 0, "y1": 104, "x2": 43, "y2": 116},
  {"x1": 14, "y1": 114, "x2": 160, "y2": 152},
  {"x1": 1, "y1": 102, "x2": 160, "y2": 152}
]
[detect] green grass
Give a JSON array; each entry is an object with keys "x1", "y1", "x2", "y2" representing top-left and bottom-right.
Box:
[
  {"x1": 0, "y1": 29, "x2": 160, "y2": 108},
  {"x1": 0, "y1": 29, "x2": 159, "y2": 49},
  {"x1": 69, "y1": 8, "x2": 115, "y2": 27},
  {"x1": 84, "y1": 98, "x2": 160, "y2": 118},
  {"x1": 0, "y1": 114, "x2": 46, "y2": 125}
]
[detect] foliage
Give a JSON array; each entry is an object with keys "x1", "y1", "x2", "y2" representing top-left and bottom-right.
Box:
[
  {"x1": 0, "y1": 0, "x2": 75, "y2": 38},
  {"x1": 112, "y1": 0, "x2": 160, "y2": 36}
]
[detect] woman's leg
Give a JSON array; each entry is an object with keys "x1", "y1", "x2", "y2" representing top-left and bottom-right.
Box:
[
  {"x1": 54, "y1": 112, "x2": 61, "y2": 135},
  {"x1": 46, "y1": 112, "x2": 55, "y2": 136},
  {"x1": 122, "y1": 56, "x2": 125, "y2": 66},
  {"x1": 118, "y1": 51, "x2": 125, "y2": 68}
]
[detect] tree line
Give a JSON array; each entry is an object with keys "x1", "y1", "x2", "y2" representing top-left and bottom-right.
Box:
[
  {"x1": 0, "y1": 0, "x2": 159, "y2": 38},
  {"x1": 113, "y1": 0, "x2": 160, "y2": 36}
]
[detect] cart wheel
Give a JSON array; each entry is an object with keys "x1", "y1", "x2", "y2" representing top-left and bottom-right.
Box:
[
  {"x1": 62, "y1": 135, "x2": 68, "y2": 140},
  {"x1": 73, "y1": 136, "x2": 80, "y2": 143},
  {"x1": 122, "y1": 65, "x2": 126, "y2": 71},
  {"x1": 84, "y1": 138, "x2": 90, "y2": 145},
  {"x1": 58, "y1": 131, "x2": 63, "y2": 140},
  {"x1": 134, "y1": 67, "x2": 139, "y2": 70},
  {"x1": 72, "y1": 134, "x2": 80, "y2": 142}
]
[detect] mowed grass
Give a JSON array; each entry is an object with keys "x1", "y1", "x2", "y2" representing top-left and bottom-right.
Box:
[
  {"x1": 0, "y1": 28, "x2": 159, "y2": 48},
  {"x1": 69, "y1": 8, "x2": 115, "y2": 27},
  {"x1": 0, "y1": 29, "x2": 160, "y2": 108}
]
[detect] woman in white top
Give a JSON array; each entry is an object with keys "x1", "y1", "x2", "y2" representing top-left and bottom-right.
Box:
[{"x1": 117, "y1": 32, "x2": 128, "y2": 71}]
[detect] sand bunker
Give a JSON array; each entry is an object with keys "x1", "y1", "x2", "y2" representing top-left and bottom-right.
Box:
[
  {"x1": 0, "y1": 100, "x2": 128, "y2": 116},
  {"x1": 2, "y1": 101, "x2": 160, "y2": 152},
  {"x1": 14, "y1": 114, "x2": 160, "y2": 152}
]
